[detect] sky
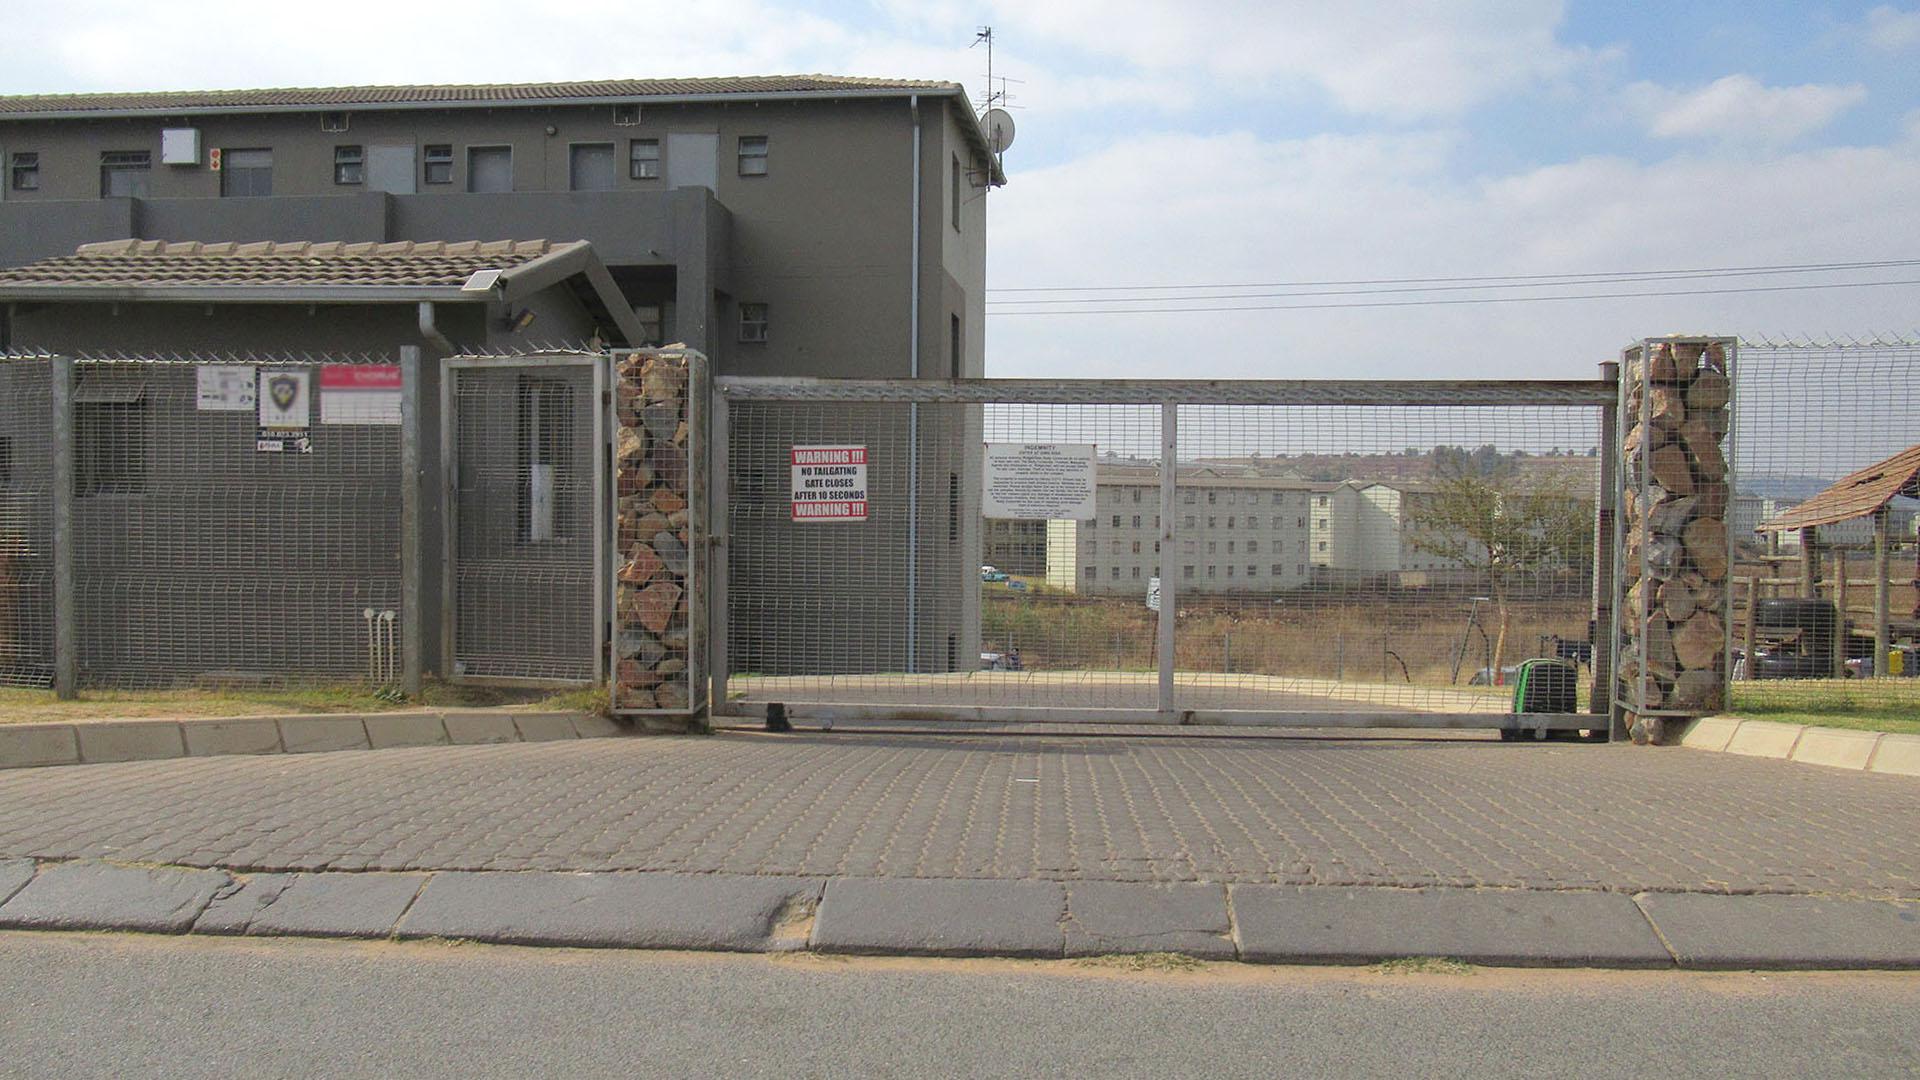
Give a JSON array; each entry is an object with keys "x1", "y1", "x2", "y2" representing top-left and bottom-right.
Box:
[{"x1": 4, "y1": 1, "x2": 1920, "y2": 380}]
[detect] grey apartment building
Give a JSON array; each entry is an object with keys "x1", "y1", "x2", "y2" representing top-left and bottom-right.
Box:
[
  {"x1": 1047, "y1": 465, "x2": 1323, "y2": 596},
  {"x1": 0, "y1": 75, "x2": 1003, "y2": 681},
  {"x1": 0, "y1": 75, "x2": 1000, "y2": 381}
]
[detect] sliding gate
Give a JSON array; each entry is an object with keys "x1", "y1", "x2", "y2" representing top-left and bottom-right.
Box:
[{"x1": 713, "y1": 376, "x2": 1619, "y2": 730}]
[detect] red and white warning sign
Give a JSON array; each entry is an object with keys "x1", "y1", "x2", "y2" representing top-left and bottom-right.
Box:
[
  {"x1": 320, "y1": 364, "x2": 402, "y2": 425},
  {"x1": 791, "y1": 445, "x2": 868, "y2": 522}
]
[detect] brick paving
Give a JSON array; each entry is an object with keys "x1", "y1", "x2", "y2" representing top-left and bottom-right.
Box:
[{"x1": 0, "y1": 731, "x2": 1914, "y2": 897}]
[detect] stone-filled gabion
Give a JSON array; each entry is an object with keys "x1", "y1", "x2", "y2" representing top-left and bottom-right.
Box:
[
  {"x1": 613, "y1": 349, "x2": 698, "y2": 715},
  {"x1": 1618, "y1": 337, "x2": 1732, "y2": 743}
]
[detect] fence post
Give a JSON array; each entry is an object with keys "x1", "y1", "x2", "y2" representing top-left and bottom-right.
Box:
[
  {"x1": 1873, "y1": 506, "x2": 1891, "y2": 677},
  {"x1": 397, "y1": 345, "x2": 423, "y2": 696},
  {"x1": 1593, "y1": 359, "x2": 1618, "y2": 726},
  {"x1": 709, "y1": 383, "x2": 731, "y2": 714},
  {"x1": 1156, "y1": 399, "x2": 1177, "y2": 716},
  {"x1": 49, "y1": 355, "x2": 76, "y2": 700}
]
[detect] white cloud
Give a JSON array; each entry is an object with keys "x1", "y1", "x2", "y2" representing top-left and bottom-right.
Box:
[
  {"x1": 1863, "y1": 5, "x2": 1920, "y2": 50},
  {"x1": 989, "y1": 0, "x2": 1601, "y2": 119},
  {"x1": 1623, "y1": 75, "x2": 1866, "y2": 145},
  {"x1": 985, "y1": 131, "x2": 1920, "y2": 380}
]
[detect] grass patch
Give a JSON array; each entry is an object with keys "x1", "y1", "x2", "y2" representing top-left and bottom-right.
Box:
[
  {"x1": 1730, "y1": 680, "x2": 1920, "y2": 736},
  {"x1": 0, "y1": 680, "x2": 602, "y2": 725},
  {"x1": 1373, "y1": 957, "x2": 1475, "y2": 976},
  {"x1": 1072, "y1": 952, "x2": 1207, "y2": 973}
]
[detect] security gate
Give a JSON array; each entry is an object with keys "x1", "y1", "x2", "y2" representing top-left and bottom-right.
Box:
[
  {"x1": 444, "y1": 356, "x2": 606, "y2": 684},
  {"x1": 712, "y1": 376, "x2": 1619, "y2": 731}
]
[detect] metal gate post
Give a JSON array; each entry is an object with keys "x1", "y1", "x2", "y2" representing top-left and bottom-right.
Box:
[
  {"x1": 1591, "y1": 360, "x2": 1618, "y2": 727},
  {"x1": 591, "y1": 355, "x2": 609, "y2": 683},
  {"x1": 398, "y1": 345, "x2": 424, "y2": 696},
  {"x1": 1157, "y1": 400, "x2": 1178, "y2": 716},
  {"x1": 438, "y1": 364, "x2": 458, "y2": 680},
  {"x1": 708, "y1": 383, "x2": 731, "y2": 714},
  {"x1": 50, "y1": 355, "x2": 76, "y2": 700}
]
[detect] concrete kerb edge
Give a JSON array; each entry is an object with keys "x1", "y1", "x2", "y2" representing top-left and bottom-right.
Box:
[
  {"x1": 0, "y1": 709, "x2": 631, "y2": 770},
  {"x1": 1680, "y1": 715, "x2": 1918, "y2": 776}
]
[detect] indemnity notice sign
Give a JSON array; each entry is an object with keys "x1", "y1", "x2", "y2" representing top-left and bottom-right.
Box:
[{"x1": 790, "y1": 445, "x2": 869, "y2": 522}]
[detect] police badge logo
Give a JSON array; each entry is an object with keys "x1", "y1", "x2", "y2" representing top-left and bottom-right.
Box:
[{"x1": 268, "y1": 374, "x2": 300, "y2": 414}]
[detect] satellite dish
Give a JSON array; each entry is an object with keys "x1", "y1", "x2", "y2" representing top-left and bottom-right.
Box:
[{"x1": 983, "y1": 108, "x2": 1016, "y2": 155}]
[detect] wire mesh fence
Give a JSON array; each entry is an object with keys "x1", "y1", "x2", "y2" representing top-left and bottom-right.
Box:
[
  {"x1": 0, "y1": 354, "x2": 408, "y2": 690},
  {"x1": 1728, "y1": 337, "x2": 1920, "y2": 722},
  {"x1": 0, "y1": 355, "x2": 54, "y2": 688},
  {"x1": 612, "y1": 348, "x2": 703, "y2": 715},
  {"x1": 448, "y1": 359, "x2": 600, "y2": 683},
  {"x1": 719, "y1": 379, "x2": 1612, "y2": 724}
]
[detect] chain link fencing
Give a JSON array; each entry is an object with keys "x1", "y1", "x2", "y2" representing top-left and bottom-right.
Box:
[{"x1": 1728, "y1": 335, "x2": 1920, "y2": 723}]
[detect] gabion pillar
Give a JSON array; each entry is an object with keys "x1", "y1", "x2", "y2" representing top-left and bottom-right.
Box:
[{"x1": 1616, "y1": 336, "x2": 1735, "y2": 744}]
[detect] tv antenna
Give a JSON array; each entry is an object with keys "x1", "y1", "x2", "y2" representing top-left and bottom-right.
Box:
[{"x1": 971, "y1": 26, "x2": 1013, "y2": 113}]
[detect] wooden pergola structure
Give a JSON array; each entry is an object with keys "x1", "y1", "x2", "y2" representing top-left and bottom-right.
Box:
[{"x1": 1757, "y1": 443, "x2": 1920, "y2": 676}]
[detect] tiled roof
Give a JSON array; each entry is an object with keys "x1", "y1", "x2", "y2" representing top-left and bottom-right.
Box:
[
  {"x1": 0, "y1": 239, "x2": 576, "y2": 290},
  {"x1": 0, "y1": 75, "x2": 962, "y2": 117},
  {"x1": 1757, "y1": 444, "x2": 1920, "y2": 532}
]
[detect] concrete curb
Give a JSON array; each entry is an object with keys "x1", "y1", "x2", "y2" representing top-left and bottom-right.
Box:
[
  {"x1": 0, "y1": 710, "x2": 633, "y2": 771},
  {"x1": 1676, "y1": 716, "x2": 1920, "y2": 777},
  {"x1": 2, "y1": 860, "x2": 1916, "y2": 969}
]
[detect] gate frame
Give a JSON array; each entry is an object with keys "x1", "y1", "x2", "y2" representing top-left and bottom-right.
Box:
[
  {"x1": 709, "y1": 375, "x2": 1620, "y2": 732},
  {"x1": 441, "y1": 352, "x2": 608, "y2": 687}
]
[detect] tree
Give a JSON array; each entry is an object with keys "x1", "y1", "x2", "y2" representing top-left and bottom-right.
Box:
[{"x1": 1409, "y1": 454, "x2": 1595, "y2": 674}]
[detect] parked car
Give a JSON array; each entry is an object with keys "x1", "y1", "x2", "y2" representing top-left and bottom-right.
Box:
[{"x1": 980, "y1": 565, "x2": 1009, "y2": 583}]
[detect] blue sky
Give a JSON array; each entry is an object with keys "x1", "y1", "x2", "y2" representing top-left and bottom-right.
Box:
[{"x1": 5, "y1": 1, "x2": 1919, "y2": 379}]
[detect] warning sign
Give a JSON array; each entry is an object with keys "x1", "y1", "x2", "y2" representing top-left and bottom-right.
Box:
[
  {"x1": 791, "y1": 445, "x2": 868, "y2": 522},
  {"x1": 320, "y1": 364, "x2": 402, "y2": 425},
  {"x1": 983, "y1": 443, "x2": 1097, "y2": 520}
]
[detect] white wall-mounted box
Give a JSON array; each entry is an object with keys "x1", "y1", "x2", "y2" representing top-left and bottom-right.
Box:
[{"x1": 160, "y1": 128, "x2": 201, "y2": 165}]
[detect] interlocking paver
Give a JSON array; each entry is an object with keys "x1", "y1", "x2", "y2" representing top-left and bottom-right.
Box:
[{"x1": 0, "y1": 733, "x2": 1913, "y2": 897}]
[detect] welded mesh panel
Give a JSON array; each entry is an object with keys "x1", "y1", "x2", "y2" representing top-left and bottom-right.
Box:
[
  {"x1": 451, "y1": 364, "x2": 597, "y2": 681},
  {"x1": 71, "y1": 361, "x2": 401, "y2": 688},
  {"x1": 0, "y1": 357, "x2": 54, "y2": 688},
  {"x1": 613, "y1": 349, "x2": 703, "y2": 714},
  {"x1": 1173, "y1": 404, "x2": 1602, "y2": 714},
  {"x1": 1729, "y1": 341, "x2": 1920, "y2": 716}
]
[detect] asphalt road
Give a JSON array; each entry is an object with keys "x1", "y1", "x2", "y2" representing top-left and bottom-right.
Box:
[{"x1": 1, "y1": 933, "x2": 1915, "y2": 1078}]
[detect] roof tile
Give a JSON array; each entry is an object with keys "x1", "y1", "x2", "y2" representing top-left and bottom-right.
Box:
[{"x1": 0, "y1": 239, "x2": 581, "y2": 290}]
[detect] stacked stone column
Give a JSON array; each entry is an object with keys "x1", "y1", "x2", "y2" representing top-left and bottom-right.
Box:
[
  {"x1": 613, "y1": 348, "x2": 704, "y2": 725},
  {"x1": 1618, "y1": 337, "x2": 1732, "y2": 744}
]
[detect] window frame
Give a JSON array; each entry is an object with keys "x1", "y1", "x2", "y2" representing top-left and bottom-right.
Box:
[
  {"x1": 738, "y1": 302, "x2": 769, "y2": 344},
  {"x1": 332, "y1": 145, "x2": 365, "y2": 186},
  {"x1": 737, "y1": 135, "x2": 769, "y2": 177},
  {"x1": 8, "y1": 152, "x2": 38, "y2": 192},
  {"x1": 466, "y1": 145, "x2": 513, "y2": 194},
  {"x1": 99, "y1": 150, "x2": 151, "y2": 198},
  {"x1": 423, "y1": 144, "x2": 454, "y2": 185},
  {"x1": 220, "y1": 148, "x2": 274, "y2": 198},
  {"x1": 568, "y1": 142, "x2": 617, "y2": 192},
  {"x1": 629, "y1": 138, "x2": 661, "y2": 180}
]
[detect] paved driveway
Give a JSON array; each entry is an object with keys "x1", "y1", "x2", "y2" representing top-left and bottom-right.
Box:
[{"x1": 0, "y1": 730, "x2": 1912, "y2": 896}]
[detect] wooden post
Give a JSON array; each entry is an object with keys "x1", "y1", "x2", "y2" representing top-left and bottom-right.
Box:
[
  {"x1": 1742, "y1": 576, "x2": 1758, "y2": 670},
  {"x1": 1832, "y1": 547, "x2": 1849, "y2": 678},
  {"x1": 1874, "y1": 506, "x2": 1891, "y2": 678},
  {"x1": 1799, "y1": 527, "x2": 1819, "y2": 599}
]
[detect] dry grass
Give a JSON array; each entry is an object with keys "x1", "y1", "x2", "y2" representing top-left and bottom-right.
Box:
[
  {"x1": 1730, "y1": 679, "x2": 1920, "y2": 735},
  {"x1": 0, "y1": 681, "x2": 601, "y2": 726},
  {"x1": 1373, "y1": 957, "x2": 1475, "y2": 976},
  {"x1": 1071, "y1": 952, "x2": 1208, "y2": 973}
]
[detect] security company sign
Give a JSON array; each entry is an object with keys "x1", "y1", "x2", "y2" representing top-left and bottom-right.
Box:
[
  {"x1": 256, "y1": 368, "x2": 313, "y2": 453},
  {"x1": 791, "y1": 445, "x2": 868, "y2": 522}
]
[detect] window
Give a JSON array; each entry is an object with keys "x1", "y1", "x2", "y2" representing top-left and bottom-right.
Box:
[
  {"x1": 1131, "y1": 489, "x2": 1141, "y2": 504},
  {"x1": 1227, "y1": 541, "x2": 1236, "y2": 554},
  {"x1": 738, "y1": 302, "x2": 769, "y2": 343},
  {"x1": 1226, "y1": 492, "x2": 1237, "y2": 505},
  {"x1": 1248, "y1": 565, "x2": 1258, "y2": 577},
  {"x1": 423, "y1": 145, "x2": 453, "y2": 185},
  {"x1": 737, "y1": 135, "x2": 769, "y2": 176},
  {"x1": 1247, "y1": 540, "x2": 1258, "y2": 553},
  {"x1": 1317, "y1": 541, "x2": 1327, "y2": 551},
  {"x1": 1227, "y1": 566, "x2": 1235, "y2": 578},
  {"x1": 1085, "y1": 566, "x2": 1096, "y2": 581},
  {"x1": 613, "y1": 103, "x2": 642, "y2": 126},
  {"x1": 1153, "y1": 541, "x2": 1160, "y2": 553},
  {"x1": 467, "y1": 146, "x2": 512, "y2": 193},
  {"x1": 220, "y1": 148, "x2": 273, "y2": 197},
  {"x1": 99, "y1": 151, "x2": 150, "y2": 198},
  {"x1": 75, "y1": 394, "x2": 148, "y2": 496},
  {"x1": 9, "y1": 152, "x2": 38, "y2": 192},
  {"x1": 1298, "y1": 563, "x2": 1306, "y2": 576},
  {"x1": 1297, "y1": 517, "x2": 1305, "y2": 528},
  {"x1": 1207, "y1": 517, "x2": 1216, "y2": 529},
  {"x1": 516, "y1": 377, "x2": 576, "y2": 542},
  {"x1": 1131, "y1": 566, "x2": 1141, "y2": 579},
  {"x1": 1183, "y1": 565, "x2": 1195, "y2": 579},
  {"x1": 333, "y1": 145, "x2": 364, "y2": 185},
  {"x1": 950, "y1": 314, "x2": 962, "y2": 378},
  {"x1": 1227, "y1": 516, "x2": 1235, "y2": 528},
  {"x1": 1110, "y1": 540, "x2": 1122, "y2": 555},
  {"x1": 1317, "y1": 495, "x2": 1328, "y2": 506},
  {"x1": 1272, "y1": 564, "x2": 1284, "y2": 577},
  {"x1": 1131, "y1": 514, "x2": 1141, "y2": 528},
  {"x1": 1273, "y1": 493, "x2": 1284, "y2": 505},
  {"x1": 1183, "y1": 540, "x2": 1196, "y2": 554},
  {"x1": 1183, "y1": 515, "x2": 1195, "y2": 528},
  {"x1": 569, "y1": 143, "x2": 615, "y2": 191},
  {"x1": 1207, "y1": 492, "x2": 1217, "y2": 505},
  {"x1": 629, "y1": 139, "x2": 660, "y2": 180},
  {"x1": 1182, "y1": 491, "x2": 1196, "y2": 504},
  {"x1": 1207, "y1": 541, "x2": 1217, "y2": 554},
  {"x1": 951, "y1": 153, "x2": 962, "y2": 230},
  {"x1": 1111, "y1": 515, "x2": 1121, "y2": 527},
  {"x1": 1207, "y1": 565, "x2": 1217, "y2": 578},
  {"x1": 1131, "y1": 541, "x2": 1141, "y2": 554},
  {"x1": 1111, "y1": 566, "x2": 1120, "y2": 580}
]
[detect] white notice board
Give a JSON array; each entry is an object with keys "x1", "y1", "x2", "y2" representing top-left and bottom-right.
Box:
[{"x1": 982, "y1": 443, "x2": 1097, "y2": 520}]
